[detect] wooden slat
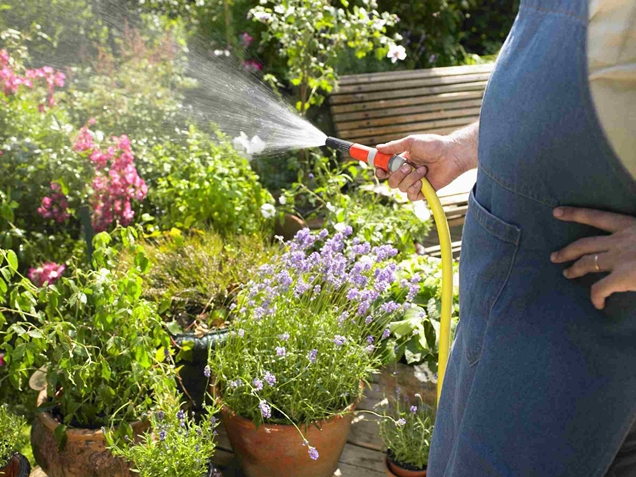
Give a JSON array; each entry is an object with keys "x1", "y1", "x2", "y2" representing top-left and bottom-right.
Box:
[
  {"x1": 349, "y1": 412, "x2": 383, "y2": 451},
  {"x1": 339, "y1": 444, "x2": 387, "y2": 474},
  {"x1": 331, "y1": 90, "x2": 484, "y2": 115},
  {"x1": 338, "y1": 63, "x2": 495, "y2": 86},
  {"x1": 333, "y1": 97, "x2": 483, "y2": 123},
  {"x1": 349, "y1": 126, "x2": 462, "y2": 146},
  {"x1": 331, "y1": 80, "x2": 489, "y2": 105},
  {"x1": 334, "y1": 72, "x2": 491, "y2": 95},
  {"x1": 337, "y1": 107, "x2": 482, "y2": 133},
  {"x1": 340, "y1": 116, "x2": 480, "y2": 141}
]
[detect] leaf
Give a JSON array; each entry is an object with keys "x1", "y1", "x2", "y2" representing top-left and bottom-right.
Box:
[
  {"x1": 165, "y1": 321, "x2": 182, "y2": 335},
  {"x1": 101, "y1": 360, "x2": 111, "y2": 380},
  {"x1": 155, "y1": 347, "x2": 166, "y2": 363},
  {"x1": 6, "y1": 250, "x2": 18, "y2": 271},
  {"x1": 54, "y1": 424, "x2": 68, "y2": 452}
]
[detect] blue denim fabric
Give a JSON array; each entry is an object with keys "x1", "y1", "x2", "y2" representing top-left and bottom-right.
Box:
[{"x1": 427, "y1": 1, "x2": 636, "y2": 476}]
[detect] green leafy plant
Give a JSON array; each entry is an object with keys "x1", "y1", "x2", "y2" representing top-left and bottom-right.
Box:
[
  {"x1": 0, "y1": 229, "x2": 176, "y2": 442},
  {"x1": 210, "y1": 227, "x2": 418, "y2": 458},
  {"x1": 379, "y1": 393, "x2": 434, "y2": 471},
  {"x1": 107, "y1": 386, "x2": 222, "y2": 477},
  {"x1": 250, "y1": 0, "x2": 402, "y2": 114},
  {"x1": 0, "y1": 404, "x2": 29, "y2": 465},
  {"x1": 130, "y1": 229, "x2": 273, "y2": 334}
]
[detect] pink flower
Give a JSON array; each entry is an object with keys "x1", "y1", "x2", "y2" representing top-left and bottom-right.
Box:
[
  {"x1": 0, "y1": 353, "x2": 4, "y2": 367},
  {"x1": 243, "y1": 60, "x2": 263, "y2": 72},
  {"x1": 0, "y1": 50, "x2": 8, "y2": 68},
  {"x1": 28, "y1": 262, "x2": 66, "y2": 287},
  {"x1": 88, "y1": 118, "x2": 96, "y2": 126},
  {"x1": 241, "y1": 33, "x2": 254, "y2": 48},
  {"x1": 73, "y1": 126, "x2": 95, "y2": 152},
  {"x1": 37, "y1": 182, "x2": 70, "y2": 223}
]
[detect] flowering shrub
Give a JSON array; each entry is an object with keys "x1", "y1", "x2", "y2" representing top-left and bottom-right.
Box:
[
  {"x1": 107, "y1": 388, "x2": 221, "y2": 477},
  {"x1": 249, "y1": 0, "x2": 403, "y2": 113},
  {"x1": 0, "y1": 232, "x2": 176, "y2": 441},
  {"x1": 27, "y1": 261, "x2": 66, "y2": 287},
  {"x1": 0, "y1": 404, "x2": 28, "y2": 465},
  {"x1": 210, "y1": 227, "x2": 415, "y2": 457},
  {"x1": 378, "y1": 393, "x2": 434, "y2": 471}
]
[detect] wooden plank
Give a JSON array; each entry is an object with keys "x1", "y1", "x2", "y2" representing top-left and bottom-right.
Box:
[
  {"x1": 349, "y1": 126, "x2": 462, "y2": 146},
  {"x1": 331, "y1": 90, "x2": 484, "y2": 115},
  {"x1": 332, "y1": 97, "x2": 483, "y2": 123},
  {"x1": 336, "y1": 107, "x2": 482, "y2": 133},
  {"x1": 330, "y1": 80, "x2": 489, "y2": 105},
  {"x1": 338, "y1": 63, "x2": 495, "y2": 85},
  {"x1": 340, "y1": 116, "x2": 480, "y2": 141},
  {"x1": 334, "y1": 72, "x2": 491, "y2": 95},
  {"x1": 348, "y1": 411, "x2": 383, "y2": 451},
  {"x1": 339, "y1": 443, "x2": 387, "y2": 474},
  {"x1": 335, "y1": 462, "x2": 386, "y2": 477}
]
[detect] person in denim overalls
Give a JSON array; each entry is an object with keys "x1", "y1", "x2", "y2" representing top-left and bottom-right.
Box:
[{"x1": 375, "y1": 0, "x2": 636, "y2": 475}]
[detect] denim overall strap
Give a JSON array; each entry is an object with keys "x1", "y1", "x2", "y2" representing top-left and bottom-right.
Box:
[{"x1": 428, "y1": 0, "x2": 636, "y2": 476}]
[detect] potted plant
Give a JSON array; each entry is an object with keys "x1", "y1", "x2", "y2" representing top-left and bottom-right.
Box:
[
  {"x1": 133, "y1": 229, "x2": 272, "y2": 408},
  {"x1": 379, "y1": 394, "x2": 434, "y2": 477},
  {"x1": 107, "y1": 386, "x2": 223, "y2": 477},
  {"x1": 0, "y1": 231, "x2": 177, "y2": 477},
  {"x1": 0, "y1": 404, "x2": 30, "y2": 477},
  {"x1": 209, "y1": 227, "x2": 414, "y2": 477}
]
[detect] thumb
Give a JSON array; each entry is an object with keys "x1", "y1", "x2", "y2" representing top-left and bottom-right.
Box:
[{"x1": 376, "y1": 136, "x2": 413, "y2": 155}]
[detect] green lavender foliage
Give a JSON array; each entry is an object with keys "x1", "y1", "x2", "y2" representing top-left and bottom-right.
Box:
[{"x1": 0, "y1": 404, "x2": 28, "y2": 464}]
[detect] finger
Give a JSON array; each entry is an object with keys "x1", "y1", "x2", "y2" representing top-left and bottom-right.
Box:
[
  {"x1": 563, "y1": 252, "x2": 611, "y2": 279},
  {"x1": 551, "y1": 236, "x2": 613, "y2": 263},
  {"x1": 407, "y1": 181, "x2": 423, "y2": 202},
  {"x1": 375, "y1": 168, "x2": 390, "y2": 180},
  {"x1": 398, "y1": 167, "x2": 428, "y2": 194},
  {"x1": 553, "y1": 207, "x2": 636, "y2": 233},
  {"x1": 387, "y1": 164, "x2": 414, "y2": 189},
  {"x1": 377, "y1": 136, "x2": 414, "y2": 155},
  {"x1": 590, "y1": 267, "x2": 635, "y2": 309}
]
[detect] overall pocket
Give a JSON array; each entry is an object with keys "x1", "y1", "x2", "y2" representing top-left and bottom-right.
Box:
[{"x1": 459, "y1": 188, "x2": 521, "y2": 366}]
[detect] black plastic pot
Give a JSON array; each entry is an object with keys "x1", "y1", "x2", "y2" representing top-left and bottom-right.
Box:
[
  {"x1": 173, "y1": 329, "x2": 230, "y2": 409},
  {"x1": 0, "y1": 453, "x2": 31, "y2": 477}
]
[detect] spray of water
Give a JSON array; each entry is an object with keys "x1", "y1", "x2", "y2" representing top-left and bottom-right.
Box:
[{"x1": 185, "y1": 51, "x2": 328, "y2": 156}]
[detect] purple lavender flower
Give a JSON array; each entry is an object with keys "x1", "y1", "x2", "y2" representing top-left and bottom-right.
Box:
[
  {"x1": 365, "y1": 344, "x2": 375, "y2": 354},
  {"x1": 177, "y1": 410, "x2": 185, "y2": 421},
  {"x1": 308, "y1": 446, "x2": 320, "y2": 460},
  {"x1": 308, "y1": 349, "x2": 318, "y2": 363},
  {"x1": 294, "y1": 280, "x2": 310, "y2": 296},
  {"x1": 396, "y1": 418, "x2": 407, "y2": 426},
  {"x1": 159, "y1": 430, "x2": 167, "y2": 441},
  {"x1": 229, "y1": 303, "x2": 237, "y2": 311},
  {"x1": 313, "y1": 285, "x2": 321, "y2": 295},
  {"x1": 293, "y1": 228, "x2": 316, "y2": 250},
  {"x1": 253, "y1": 378, "x2": 264, "y2": 391},
  {"x1": 410, "y1": 405, "x2": 418, "y2": 414},
  {"x1": 333, "y1": 335, "x2": 346, "y2": 346},
  {"x1": 358, "y1": 301, "x2": 370, "y2": 317},
  {"x1": 365, "y1": 316, "x2": 373, "y2": 325},
  {"x1": 308, "y1": 173, "x2": 315, "y2": 180},
  {"x1": 346, "y1": 288, "x2": 360, "y2": 301},
  {"x1": 276, "y1": 270, "x2": 293, "y2": 291},
  {"x1": 337, "y1": 311, "x2": 349, "y2": 325},
  {"x1": 229, "y1": 379, "x2": 243, "y2": 389},
  {"x1": 318, "y1": 228, "x2": 329, "y2": 239},
  {"x1": 264, "y1": 371, "x2": 277, "y2": 386},
  {"x1": 203, "y1": 366, "x2": 211, "y2": 378},
  {"x1": 259, "y1": 400, "x2": 272, "y2": 419},
  {"x1": 382, "y1": 328, "x2": 391, "y2": 339},
  {"x1": 276, "y1": 346, "x2": 286, "y2": 357},
  {"x1": 238, "y1": 328, "x2": 245, "y2": 338},
  {"x1": 379, "y1": 301, "x2": 400, "y2": 314},
  {"x1": 351, "y1": 242, "x2": 371, "y2": 256},
  {"x1": 343, "y1": 225, "x2": 353, "y2": 236},
  {"x1": 366, "y1": 335, "x2": 375, "y2": 345},
  {"x1": 278, "y1": 332, "x2": 290, "y2": 341},
  {"x1": 156, "y1": 411, "x2": 165, "y2": 421}
]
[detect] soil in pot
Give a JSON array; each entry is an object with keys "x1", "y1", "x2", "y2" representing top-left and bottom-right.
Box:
[
  {"x1": 384, "y1": 452, "x2": 427, "y2": 477},
  {"x1": 0, "y1": 453, "x2": 31, "y2": 477},
  {"x1": 31, "y1": 390, "x2": 149, "y2": 477},
  {"x1": 221, "y1": 406, "x2": 354, "y2": 477}
]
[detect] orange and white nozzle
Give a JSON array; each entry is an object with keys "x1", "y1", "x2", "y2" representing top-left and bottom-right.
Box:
[{"x1": 325, "y1": 137, "x2": 408, "y2": 173}]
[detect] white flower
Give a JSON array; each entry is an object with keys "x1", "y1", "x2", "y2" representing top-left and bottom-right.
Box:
[
  {"x1": 274, "y1": 5, "x2": 285, "y2": 14},
  {"x1": 278, "y1": 195, "x2": 287, "y2": 205},
  {"x1": 334, "y1": 222, "x2": 346, "y2": 232},
  {"x1": 326, "y1": 202, "x2": 336, "y2": 213},
  {"x1": 261, "y1": 203, "x2": 276, "y2": 219},
  {"x1": 387, "y1": 44, "x2": 407, "y2": 63},
  {"x1": 253, "y1": 11, "x2": 272, "y2": 22},
  {"x1": 372, "y1": 18, "x2": 386, "y2": 31}
]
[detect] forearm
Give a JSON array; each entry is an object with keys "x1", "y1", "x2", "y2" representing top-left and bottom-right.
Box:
[{"x1": 447, "y1": 122, "x2": 479, "y2": 173}]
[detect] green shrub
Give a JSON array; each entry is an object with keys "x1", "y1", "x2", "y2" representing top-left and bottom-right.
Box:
[{"x1": 0, "y1": 404, "x2": 29, "y2": 465}]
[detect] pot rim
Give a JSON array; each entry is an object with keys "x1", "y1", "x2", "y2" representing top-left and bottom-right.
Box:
[
  {"x1": 385, "y1": 453, "x2": 427, "y2": 475},
  {"x1": 35, "y1": 389, "x2": 146, "y2": 441}
]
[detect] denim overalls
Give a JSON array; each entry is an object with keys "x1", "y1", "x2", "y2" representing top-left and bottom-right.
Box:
[{"x1": 428, "y1": 1, "x2": 636, "y2": 476}]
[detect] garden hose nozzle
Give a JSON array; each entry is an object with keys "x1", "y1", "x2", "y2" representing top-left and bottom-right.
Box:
[
  {"x1": 325, "y1": 137, "x2": 408, "y2": 173},
  {"x1": 326, "y1": 136, "x2": 453, "y2": 407}
]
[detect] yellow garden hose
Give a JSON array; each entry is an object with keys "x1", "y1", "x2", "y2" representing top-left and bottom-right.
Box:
[{"x1": 324, "y1": 137, "x2": 454, "y2": 407}]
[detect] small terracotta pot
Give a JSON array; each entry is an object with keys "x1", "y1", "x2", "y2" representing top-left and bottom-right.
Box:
[
  {"x1": 221, "y1": 405, "x2": 354, "y2": 477},
  {"x1": 0, "y1": 453, "x2": 30, "y2": 477},
  {"x1": 31, "y1": 390, "x2": 149, "y2": 477},
  {"x1": 384, "y1": 455, "x2": 427, "y2": 477}
]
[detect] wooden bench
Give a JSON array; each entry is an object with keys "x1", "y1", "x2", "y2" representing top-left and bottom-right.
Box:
[{"x1": 330, "y1": 64, "x2": 495, "y2": 256}]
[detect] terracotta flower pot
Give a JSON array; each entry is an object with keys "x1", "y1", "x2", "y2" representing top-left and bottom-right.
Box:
[
  {"x1": 384, "y1": 455, "x2": 427, "y2": 477},
  {"x1": 31, "y1": 390, "x2": 149, "y2": 477},
  {"x1": 221, "y1": 405, "x2": 354, "y2": 477},
  {"x1": 0, "y1": 453, "x2": 30, "y2": 477}
]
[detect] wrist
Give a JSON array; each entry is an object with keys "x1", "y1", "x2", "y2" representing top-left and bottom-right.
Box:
[{"x1": 446, "y1": 123, "x2": 480, "y2": 174}]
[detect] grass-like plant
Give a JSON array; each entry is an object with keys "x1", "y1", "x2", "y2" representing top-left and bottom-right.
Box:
[
  {"x1": 378, "y1": 394, "x2": 434, "y2": 471},
  {"x1": 107, "y1": 387, "x2": 221, "y2": 477},
  {"x1": 0, "y1": 404, "x2": 28, "y2": 466},
  {"x1": 210, "y1": 227, "x2": 416, "y2": 460},
  {"x1": 137, "y1": 230, "x2": 273, "y2": 333}
]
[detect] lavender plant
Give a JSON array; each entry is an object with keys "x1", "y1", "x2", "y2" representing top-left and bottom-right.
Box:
[
  {"x1": 107, "y1": 388, "x2": 222, "y2": 477},
  {"x1": 0, "y1": 404, "x2": 28, "y2": 466},
  {"x1": 378, "y1": 394, "x2": 434, "y2": 471},
  {"x1": 210, "y1": 227, "x2": 417, "y2": 459}
]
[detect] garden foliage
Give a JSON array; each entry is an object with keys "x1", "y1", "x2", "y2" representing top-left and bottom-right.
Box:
[{"x1": 0, "y1": 404, "x2": 28, "y2": 465}]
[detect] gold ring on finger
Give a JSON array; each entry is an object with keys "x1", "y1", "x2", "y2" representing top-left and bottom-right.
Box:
[{"x1": 594, "y1": 254, "x2": 601, "y2": 272}]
